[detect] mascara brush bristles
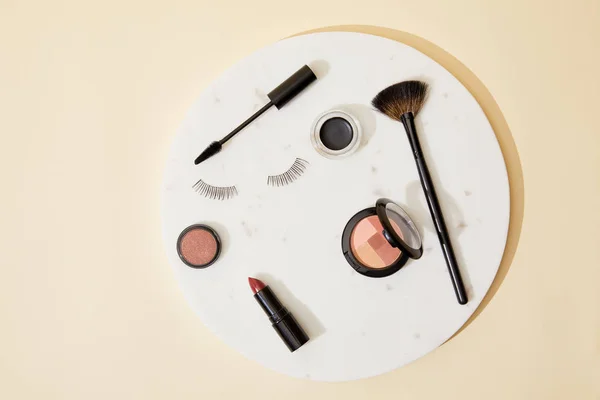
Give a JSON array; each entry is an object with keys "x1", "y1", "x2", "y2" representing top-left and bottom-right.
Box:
[
  {"x1": 371, "y1": 80, "x2": 429, "y2": 121},
  {"x1": 194, "y1": 141, "x2": 222, "y2": 165}
]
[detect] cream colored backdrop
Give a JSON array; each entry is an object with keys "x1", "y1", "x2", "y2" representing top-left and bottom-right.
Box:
[{"x1": 1, "y1": 1, "x2": 598, "y2": 399}]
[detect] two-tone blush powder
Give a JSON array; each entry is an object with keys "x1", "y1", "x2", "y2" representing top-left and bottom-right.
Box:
[
  {"x1": 350, "y1": 215, "x2": 402, "y2": 269},
  {"x1": 341, "y1": 199, "x2": 423, "y2": 278}
]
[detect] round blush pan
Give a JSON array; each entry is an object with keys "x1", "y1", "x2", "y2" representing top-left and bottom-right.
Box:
[
  {"x1": 341, "y1": 200, "x2": 421, "y2": 278},
  {"x1": 350, "y1": 215, "x2": 402, "y2": 269},
  {"x1": 177, "y1": 224, "x2": 221, "y2": 268}
]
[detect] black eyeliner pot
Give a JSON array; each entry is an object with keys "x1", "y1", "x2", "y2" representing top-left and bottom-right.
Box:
[
  {"x1": 311, "y1": 109, "x2": 362, "y2": 159},
  {"x1": 341, "y1": 199, "x2": 423, "y2": 278}
]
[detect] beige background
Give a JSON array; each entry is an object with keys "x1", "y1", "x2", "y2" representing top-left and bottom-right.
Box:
[{"x1": 1, "y1": 0, "x2": 599, "y2": 398}]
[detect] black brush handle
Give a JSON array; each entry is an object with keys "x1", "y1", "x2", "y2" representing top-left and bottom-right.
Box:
[{"x1": 401, "y1": 113, "x2": 468, "y2": 305}]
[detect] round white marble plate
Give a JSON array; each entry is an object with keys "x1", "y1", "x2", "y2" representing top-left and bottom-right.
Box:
[{"x1": 162, "y1": 32, "x2": 509, "y2": 381}]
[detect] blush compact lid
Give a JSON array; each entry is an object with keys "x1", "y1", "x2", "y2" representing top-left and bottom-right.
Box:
[{"x1": 375, "y1": 198, "x2": 423, "y2": 259}]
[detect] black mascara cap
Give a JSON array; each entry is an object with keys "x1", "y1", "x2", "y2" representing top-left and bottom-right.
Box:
[{"x1": 268, "y1": 65, "x2": 317, "y2": 109}]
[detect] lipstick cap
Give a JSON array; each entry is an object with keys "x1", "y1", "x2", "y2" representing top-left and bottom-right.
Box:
[
  {"x1": 273, "y1": 312, "x2": 309, "y2": 352},
  {"x1": 254, "y1": 286, "x2": 310, "y2": 352}
]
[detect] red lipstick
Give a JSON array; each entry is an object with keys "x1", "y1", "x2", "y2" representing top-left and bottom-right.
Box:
[
  {"x1": 248, "y1": 277, "x2": 266, "y2": 294},
  {"x1": 248, "y1": 277, "x2": 309, "y2": 352}
]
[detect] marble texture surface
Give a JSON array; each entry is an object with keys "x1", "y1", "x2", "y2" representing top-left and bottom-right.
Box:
[{"x1": 161, "y1": 32, "x2": 510, "y2": 381}]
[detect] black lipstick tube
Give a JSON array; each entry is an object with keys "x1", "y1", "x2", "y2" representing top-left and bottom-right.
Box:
[{"x1": 254, "y1": 286, "x2": 309, "y2": 352}]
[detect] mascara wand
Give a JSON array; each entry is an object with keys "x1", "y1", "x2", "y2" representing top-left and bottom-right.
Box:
[{"x1": 194, "y1": 65, "x2": 317, "y2": 165}]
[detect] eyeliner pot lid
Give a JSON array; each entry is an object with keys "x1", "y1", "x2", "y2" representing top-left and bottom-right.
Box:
[{"x1": 375, "y1": 198, "x2": 423, "y2": 259}]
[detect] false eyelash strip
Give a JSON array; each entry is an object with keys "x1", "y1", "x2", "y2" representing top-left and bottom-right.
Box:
[
  {"x1": 192, "y1": 179, "x2": 238, "y2": 200},
  {"x1": 267, "y1": 158, "x2": 309, "y2": 187}
]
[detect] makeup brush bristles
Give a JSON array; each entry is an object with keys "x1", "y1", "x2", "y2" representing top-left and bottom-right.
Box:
[{"x1": 371, "y1": 80, "x2": 429, "y2": 120}]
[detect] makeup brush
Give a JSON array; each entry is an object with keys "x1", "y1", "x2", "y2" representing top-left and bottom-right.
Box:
[
  {"x1": 372, "y1": 80, "x2": 468, "y2": 305},
  {"x1": 194, "y1": 65, "x2": 317, "y2": 165}
]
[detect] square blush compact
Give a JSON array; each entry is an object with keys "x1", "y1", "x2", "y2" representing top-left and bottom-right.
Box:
[{"x1": 341, "y1": 198, "x2": 423, "y2": 278}]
